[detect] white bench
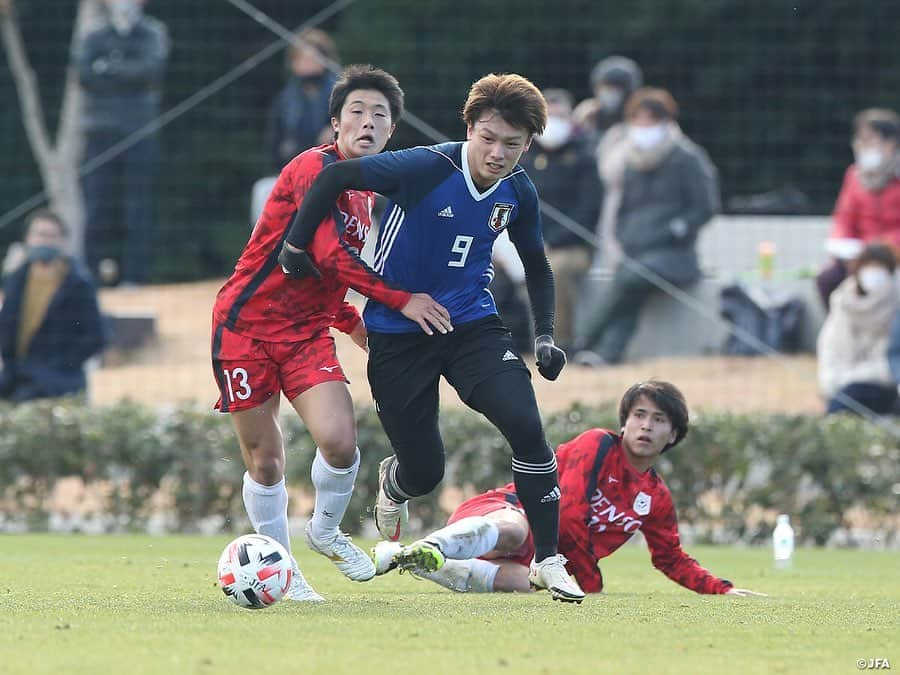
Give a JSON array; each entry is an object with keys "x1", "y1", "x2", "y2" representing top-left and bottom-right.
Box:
[{"x1": 574, "y1": 215, "x2": 832, "y2": 359}]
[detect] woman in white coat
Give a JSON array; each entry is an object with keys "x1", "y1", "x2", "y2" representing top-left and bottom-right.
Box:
[{"x1": 817, "y1": 243, "x2": 899, "y2": 415}]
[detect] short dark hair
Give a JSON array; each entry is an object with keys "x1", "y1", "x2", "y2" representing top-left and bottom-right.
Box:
[
  {"x1": 462, "y1": 73, "x2": 548, "y2": 136},
  {"x1": 25, "y1": 209, "x2": 68, "y2": 238},
  {"x1": 328, "y1": 64, "x2": 404, "y2": 123},
  {"x1": 590, "y1": 55, "x2": 643, "y2": 93},
  {"x1": 624, "y1": 87, "x2": 679, "y2": 122},
  {"x1": 618, "y1": 380, "x2": 689, "y2": 452},
  {"x1": 853, "y1": 108, "x2": 900, "y2": 143},
  {"x1": 851, "y1": 242, "x2": 896, "y2": 274}
]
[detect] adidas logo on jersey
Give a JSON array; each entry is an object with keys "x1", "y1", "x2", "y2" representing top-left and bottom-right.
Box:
[
  {"x1": 437, "y1": 206, "x2": 454, "y2": 218},
  {"x1": 540, "y1": 486, "x2": 561, "y2": 503},
  {"x1": 502, "y1": 350, "x2": 518, "y2": 361}
]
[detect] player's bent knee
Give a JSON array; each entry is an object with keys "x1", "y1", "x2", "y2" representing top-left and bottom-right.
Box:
[
  {"x1": 490, "y1": 511, "x2": 530, "y2": 551},
  {"x1": 247, "y1": 454, "x2": 285, "y2": 485},
  {"x1": 401, "y1": 462, "x2": 444, "y2": 497},
  {"x1": 312, "y1": 426, "x2": 358, "y2": 467}
]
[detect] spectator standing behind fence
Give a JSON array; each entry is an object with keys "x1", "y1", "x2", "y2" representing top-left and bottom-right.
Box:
[
  {"x1": 573, "y1": 56, "x2": 643, "y2": 270},
  {"x1": 573, "y1": 56, "x2": 642, "y2": 147},
  {"x1": 816, "y1": 108, "x2": 900, "y2": 311},
  {"x1": 0, "y1": 211, "x2": 105, "y2": 402},
  {"x1": 519, "y1": 89, "x2": 599, "y2": 351},
  {"x1": 817, "y1": 243, "x2": 899, "y2": 416},
  {"x1": 266, "y1": 29, "x2": 339, "y2": 172},
  {"x1": 76, "y1": 0, "x2": 169, "y2": 286},
  {"x1": 574, "y1": 88, "x2": 719, "y2": 366}
]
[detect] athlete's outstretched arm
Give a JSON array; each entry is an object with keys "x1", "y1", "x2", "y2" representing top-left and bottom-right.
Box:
[
  {"x1": 278, "y1": 158, "x2": 452, "y2": 335},
  {"x1": 283, "y1": 159, "x2": 369, "y2": 251}
]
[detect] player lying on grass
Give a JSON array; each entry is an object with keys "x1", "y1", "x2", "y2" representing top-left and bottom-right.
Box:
[{"x1": 374, "y1": 379, "x2": 765, "y2": 598}]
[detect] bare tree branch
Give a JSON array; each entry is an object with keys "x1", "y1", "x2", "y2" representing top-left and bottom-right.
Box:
[
  {"x1": 0, "y1": 0, "x2": 53, "y2": 180},
  {"x1": 1, "y1": 0, "x2": 98, "y2": 253}
]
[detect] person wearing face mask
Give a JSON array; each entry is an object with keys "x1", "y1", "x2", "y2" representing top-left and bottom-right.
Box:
[
  {"x1": 0, "y1": 211, "x2": 105, "y2": 402},
  {"x1": 76, "y1": 0, "x2": 169, "y2": 286},
  {"x1": 518, "y1": 89, "x2": 599, "y2": 352},
  {"x1": 573, "y1": 56, "x2": 643, "y2": 144},
  {"x1": 816, "y1": 108, "x2": 900, "y2": 311},
  {"x1": 266, "y1": 29, "x2": 341, "y2": 172},
  {"x1": 573, "y1": 58, "x2": 644, "y2": 272},
  {"x1": 817, "y1": 243, "x2": 899, "y2": 416},
  {"x1": 575, "y1": 87, "x2": 719, "y2": 366}
]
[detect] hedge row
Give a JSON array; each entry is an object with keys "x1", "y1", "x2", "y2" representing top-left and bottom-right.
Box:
[{"x1": 0, "y1": 399, "x2": 897, "y2": 546}]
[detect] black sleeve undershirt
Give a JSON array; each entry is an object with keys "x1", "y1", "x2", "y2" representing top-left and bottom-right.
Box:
[
  {"x1": 518, "y1": 246, "x2": 555, "y2": 339},
  {"x1": 285, "y1": 159, "x2": 368, "y2": 248}
]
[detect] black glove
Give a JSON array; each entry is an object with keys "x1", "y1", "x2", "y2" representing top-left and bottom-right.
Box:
[
  {"x1": 535, "y1": 334, "x2": 566, "y2": 381},
  {"x1": 278, "y1": 244, "x2": 321, "y2": 280}
]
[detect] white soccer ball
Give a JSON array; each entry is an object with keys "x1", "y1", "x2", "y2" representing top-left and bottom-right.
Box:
[{"x1": 217, "y1": 534, "x2": 293, "y2": 609}]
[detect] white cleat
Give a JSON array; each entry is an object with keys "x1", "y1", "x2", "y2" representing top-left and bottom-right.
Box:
[
  {"x1": 286, "y1": 562, "x2": 325, "y2": 602},
  {"x1": 305, "y1": 522, "x2": 376, "y2": 582},
  {"x1": 528, "y1": 554, "x2": 585, "y2": 604},
  {"x1": 372, "y1": 540, "x2": 403, "y2": 576},
  {"x1": 374, "y1": 456, "x2": 409, "y2": 542}
]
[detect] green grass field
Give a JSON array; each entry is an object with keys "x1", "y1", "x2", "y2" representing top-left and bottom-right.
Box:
[{"x1": 1, "y1": 535, "x2": 896, "y2": 675}]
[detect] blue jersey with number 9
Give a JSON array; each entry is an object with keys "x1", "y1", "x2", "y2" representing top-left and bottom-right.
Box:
[{"x1": 359, "y1": 141, "x2": 543, "y2": 333}]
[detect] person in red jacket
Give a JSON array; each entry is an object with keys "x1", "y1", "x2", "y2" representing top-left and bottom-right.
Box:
[
  {"x1": 374, "y1": 379, "x2": 763, "y2": 598},
  {"x1": 816, "y1": 108, "x2": 900, "y2": 310},
  {"x1": 212, "y1": 65, "x2": 450, "y2": 602}
]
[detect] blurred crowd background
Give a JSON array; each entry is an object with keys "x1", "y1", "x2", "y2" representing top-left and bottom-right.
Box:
[
  {"x1": 1, "y1": 0, "x2": 897, "y2": 278},
  {"x1": 1, "y1": 0, "x2": 900, "y2": 417}
]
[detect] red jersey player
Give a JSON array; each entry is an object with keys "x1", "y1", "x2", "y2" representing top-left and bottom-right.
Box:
[
  {"x1": 211, "y1": 65, "x2": 451, "y2": 602},
  {"x1": 374, "y1": 380, "x2": 764, "y2": 599}
]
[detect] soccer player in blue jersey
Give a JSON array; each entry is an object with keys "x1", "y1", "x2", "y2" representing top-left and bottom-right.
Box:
[{"x1": 278, "y1": 73, "x2": 584, "y2": 602}]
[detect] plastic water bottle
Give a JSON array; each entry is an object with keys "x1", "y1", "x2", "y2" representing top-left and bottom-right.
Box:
[
  {"x1": 773, "y1": 514, "x2": 794, "y2": 569},
  {"x1": 758, "y1": 240, "x2": 776, "y2": 281}
]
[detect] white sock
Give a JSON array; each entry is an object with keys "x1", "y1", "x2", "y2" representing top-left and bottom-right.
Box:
[
  {"x1": 421, "y1": 559, "x2": 499, "y2": 593},
  {"x1": 242, "y1": 471, "x2": 291, "y2": 555},
  {"x1": 468, "y1": 559, "x2": 500, "y2": 593},
  {"x1": 308, "y1": 447, "x2": 360, "y2": 540},
  {"x1": 426, "y1": 516, "x2": 500, "y2": 559}
]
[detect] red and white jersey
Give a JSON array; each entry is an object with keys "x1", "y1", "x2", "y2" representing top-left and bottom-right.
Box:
[
  {"x1": 213, "y1": 144, "x2": 410, "y2": 343},
  {"x1": 555, "y1": 428, "x2": 732, "y2": 594},
  {"x1": 497, "y1": 428, "x2": 733, "y2": 594}
]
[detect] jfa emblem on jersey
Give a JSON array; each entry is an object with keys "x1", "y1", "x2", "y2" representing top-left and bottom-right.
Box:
[
  {"x1": 488, "y1": 202, "x2": 514, "y2": 232},
  {"x1": 633, "y1": 491, "x2": 651, "y2": 516}
]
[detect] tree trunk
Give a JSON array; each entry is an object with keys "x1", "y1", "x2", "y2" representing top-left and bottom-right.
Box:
[{"x1": 0, "y1": 0, "x2": 100, "y2": 256}]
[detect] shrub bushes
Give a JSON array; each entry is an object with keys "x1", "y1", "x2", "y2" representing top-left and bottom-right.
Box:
[{"x1": 0, "y1": 399, "x2": 897, "y2": 546}]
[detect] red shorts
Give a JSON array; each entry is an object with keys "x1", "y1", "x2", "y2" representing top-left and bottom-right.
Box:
[
  {"x1": 211, "y1": 322, "x2": 348, "y2": 412},
  {"x1": 448, "y1": 489, "x2": 535, "y2": 568}
]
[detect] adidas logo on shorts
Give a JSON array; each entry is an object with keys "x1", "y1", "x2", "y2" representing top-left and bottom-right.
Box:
[{"x1": 502, "y1": 350, "x2": 518, "y2": 361}]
